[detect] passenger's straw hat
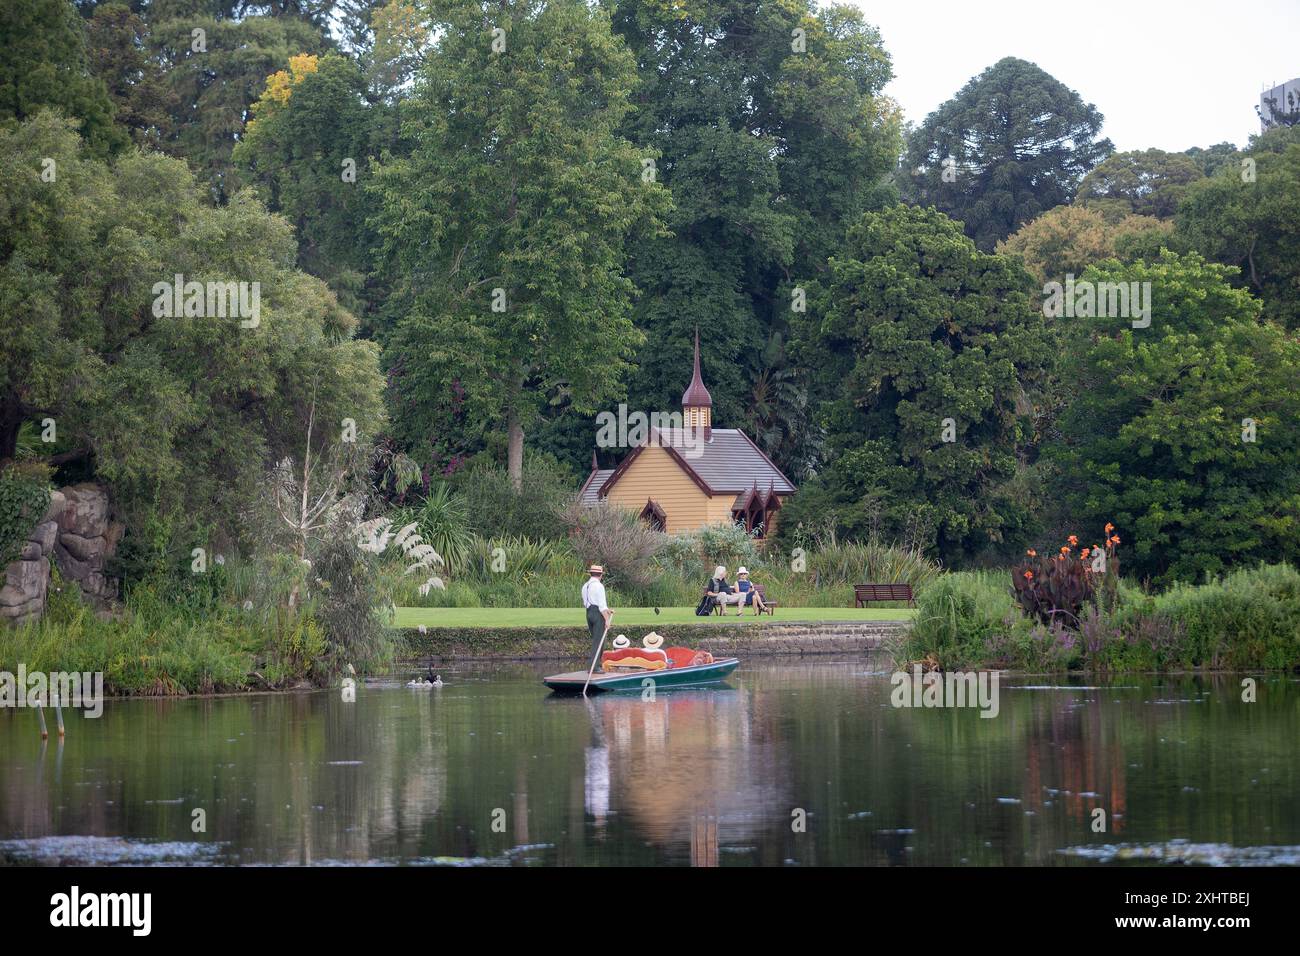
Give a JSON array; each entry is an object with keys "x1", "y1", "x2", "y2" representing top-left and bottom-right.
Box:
[
  {"x1": 612, "y1": 634, "x2": 630, "y2": 648},
  {"x1": 587, "y1": 564, "x2": 604, "y2": 575},
  {"x1": 642, "y1": 631, "x2": 664, "y2": 649}
]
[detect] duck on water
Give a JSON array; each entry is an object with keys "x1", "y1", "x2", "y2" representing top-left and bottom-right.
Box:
[{"x1": 407, "y1": 666, "x2": 443, "y2": 688}]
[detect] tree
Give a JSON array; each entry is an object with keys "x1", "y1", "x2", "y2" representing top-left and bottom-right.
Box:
[
  {"x1": 371, "y1": 0, "x2": 669, "y2": 489},
  {"x1": 1183, "y1": 141, "x2": 1238, "y2": 177},
  {"x1": 1175, "y1": 134, "x2": 1300, "y2": 328},
  {"x1": 1050, "y1": 252, "x2": 1300, "y2": 584},
  {"x1": 149, "y1": 12, "x2": 330, "y2": 203},
  {"x1": 1075, "y1": 148, "x2": 1203, "y2": 220},
  {"x1": 86, "y1": 2, "x2": 178, "y2": 150},
  {"x1": 0, "y1": 114, "x2": 386, "y2": 549},
  {"x1": 905, "y1": 57, "x2": 1112, "y2": 250},
  {"x1": 608, "y1": 0, "x2": 901, "y2": 453},
  {"x1": 0, "y1": 0, "x2": 127, "y2": 157},
  {"x1": 996, "y1": 205, "x2": 1171, "y2": 284},
  {"x1": 790, "y1": 205, "x2": 1054, "y2": 560},
  {"x1": 235, "y1": 52, "x2": 388, "y2": 317}
]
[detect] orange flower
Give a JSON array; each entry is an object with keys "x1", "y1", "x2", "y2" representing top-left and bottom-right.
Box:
[
  {"x1": 1023, "y1": 570, "x2": 1034, "y2": 580},
  {"x1": 1110, "y1": 535, "x2": 1121, "y2": 544},
  {"x1": 1105, "y1": 522, "x2": 1114, "y2": 533},
  {"x1": 1059, "y1": 546, "x2": 1070, "y2": 554},
  {"x1": 1026, "y1": 549, "x2": 1037, "y2": 557},
  {"x1": 1068, "y1": 535, "x2": 1079, "y2": 546}
]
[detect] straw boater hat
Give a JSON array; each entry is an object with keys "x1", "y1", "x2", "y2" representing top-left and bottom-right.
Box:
[
  {"x1": 642, "y1": 631, "x2": 664, "y2": 649},
  {"x1": 612, "y1": 634, "x2": 630, "y2": 648},
  {"x1": 587, "y1": 564, "x2": 604, "y2": 575}
]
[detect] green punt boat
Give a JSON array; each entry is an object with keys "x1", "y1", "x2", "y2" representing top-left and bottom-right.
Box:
[{"x1": 543, "y1": 658, "x2": 740, "y2": 694}]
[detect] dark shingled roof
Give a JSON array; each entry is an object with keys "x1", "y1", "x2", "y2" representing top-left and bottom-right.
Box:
[
  {"x1": 587, "y1": 428, "x2": 794, "y2": 499},
  {"x1": 579, "y1": 468, "x2": 615, "y2": 504},
  {"x1": 660, "y1": 429, "x2": 794, "y2": 493}
]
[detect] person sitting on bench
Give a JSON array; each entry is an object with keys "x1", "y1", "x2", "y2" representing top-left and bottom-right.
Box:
[
  {"x1": 706, "y1": 565, "x2": 743, "y2": 611},
  {"x1": 734, "y1": 567, "x2": 767, "y2": 616}
]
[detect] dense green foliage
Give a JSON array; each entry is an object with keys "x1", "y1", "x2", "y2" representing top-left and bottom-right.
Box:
[
  {"x1": 905, "y1": 57, "x2": 1112, "y2": 250},
  {"x1": 4, "y1": 0, "x2": 1300, "y2": 678},
  {"x1": 0, "y1": 0, "x2": 126, "y2": 157},
  {"x1": 903, "y1": 564, "x2": 1300, "y2": 673},
  {"x1": 790, "y1": 205, "x2": 1052, "y2": 562},
  {"x1": 1075, "y1": 148, "x2": 1204, "y2": 220},
  {"x1": 0, "y1": 114, "x2": 385, "y2": 550},
  {"x1": 1050, "y1": 252, "x2": 1300, "y2": 585},
  {"x1": 0, "y1": 463, "x2": 51, "y2": 567}
]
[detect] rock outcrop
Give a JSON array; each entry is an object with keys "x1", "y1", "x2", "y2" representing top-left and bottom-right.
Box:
[
  {"x1": 0, "y1": 490, "x2": 64, "y2": 626},
  {"x1": 0, "y1": 484, "x2": 120, "y2": 626},
  {"x1": 52, "y1": 483, "x2": 120, "y2": 611}
]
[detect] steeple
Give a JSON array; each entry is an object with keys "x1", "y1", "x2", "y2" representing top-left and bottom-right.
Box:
[{"x1": 681, "y1": 329, "x2": 713, "y2": 438}]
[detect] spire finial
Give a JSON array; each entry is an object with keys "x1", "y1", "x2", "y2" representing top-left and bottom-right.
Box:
[{"x1": 681, "y1": 328, "x2": 713, "y2": 409}]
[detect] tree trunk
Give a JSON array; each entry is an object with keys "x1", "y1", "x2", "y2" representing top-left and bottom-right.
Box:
[
  {"x1": 507, "y1": 406, "x2": 524, "y2": 492},
  {"x1": 0, "y1": 393, "x2": 21, "y2": 466}
]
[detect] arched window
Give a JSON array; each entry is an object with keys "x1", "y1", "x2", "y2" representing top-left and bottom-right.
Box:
[{"x1": 640, "y1": 499, "x2": 667, "y2": 533}]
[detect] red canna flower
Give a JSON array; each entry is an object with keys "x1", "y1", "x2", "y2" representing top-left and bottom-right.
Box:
[
  {"x1": 1105, "y1": 523, "x2": 1114, "y2": 533},
  {"x1": 1068, "y1": 535, "x2": 1079, "y2": 546},
  {"x1": 1026, "y1": 549, "x2": 1037, "y2": 557},
  {"x1": 1060, "y1": 546, "x2": 1070, "y2": 554},
  {"x1": 1023, "y1": 570, "x2": 1033, "y2": 580}
]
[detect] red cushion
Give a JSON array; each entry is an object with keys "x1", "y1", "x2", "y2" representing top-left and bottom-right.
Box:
[{"x1": 665, "y1": 647, "x2": 714, "y2": 668}]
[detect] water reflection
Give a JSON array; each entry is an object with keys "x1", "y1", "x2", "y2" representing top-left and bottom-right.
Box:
[{"x1": 0, "y1": 663, "x2": 1296, "y2": 866}]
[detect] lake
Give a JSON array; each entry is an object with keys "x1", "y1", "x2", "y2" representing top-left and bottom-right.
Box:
[{"x1": 2, "y1": 660, "x2": 1297, "y2": 866}]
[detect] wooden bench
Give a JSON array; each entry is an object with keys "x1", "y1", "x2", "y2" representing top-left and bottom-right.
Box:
[
  {"x1": 703, "y1": 583, "x2": 777, "y2": 615},
  {"x1": 853, "y1": 583, "x2": 915, "y2": 608}
]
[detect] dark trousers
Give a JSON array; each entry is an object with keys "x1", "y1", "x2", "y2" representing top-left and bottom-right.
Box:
[{"x1": 586, "y1": 605, "x2": 607, "y2": 661}]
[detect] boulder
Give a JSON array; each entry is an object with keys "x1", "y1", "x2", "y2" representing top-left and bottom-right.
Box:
[
  {"x1": 0, "y1": 557, "x2": 49, "y2": 608},
  {"x1": 29, "y1": 520, "x2": 58, "y2": 554},
  {"x1": 59, "y1": 531, "x2": 105, "y2": 564},
  {"x1": 41, "y1": 489, "x2": 66, "y2": 525},
  {"x1": 56, "y1": 483, "x2": 110, "y2": 539}
]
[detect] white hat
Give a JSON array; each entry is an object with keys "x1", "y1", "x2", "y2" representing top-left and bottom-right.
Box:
[
  {"x1": 737, "y1": 567, "x2": 748, "y2": 575},
  {"x1": 611, "y1": 634, "x2": 630, "y2": 648},
  {"x1": 642, "y1": 631, "x2": 664, "y2": 649}
]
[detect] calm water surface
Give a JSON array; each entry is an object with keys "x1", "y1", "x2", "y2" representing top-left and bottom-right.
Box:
[{"x1": 2, "y1": 660, "x2": 1297, "y2": 866}]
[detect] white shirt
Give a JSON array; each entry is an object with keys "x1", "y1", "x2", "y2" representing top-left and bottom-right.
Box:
[{"x1": 582, "y1": 577, "x2": 608, "y2": 611}]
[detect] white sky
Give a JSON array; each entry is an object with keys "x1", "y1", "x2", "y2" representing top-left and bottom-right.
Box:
[{"x1": 850, "y1": 0, "x2": 1300, "y2": 151}]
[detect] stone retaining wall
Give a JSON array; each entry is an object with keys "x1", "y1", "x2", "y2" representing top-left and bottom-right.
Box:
[
  {"x1": 402, "y1": 619, "x2": 908, "y2": 661},
  {"x1": 0, "y1": 483, "x2": 120, "y2": 626}
]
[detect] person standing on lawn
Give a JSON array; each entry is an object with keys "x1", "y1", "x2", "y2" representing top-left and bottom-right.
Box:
[{"x1": 582, "y1": 565, "x2": 613, "y2": 662}]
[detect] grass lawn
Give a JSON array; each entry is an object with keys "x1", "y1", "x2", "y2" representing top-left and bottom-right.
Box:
[{"x1": 394, "y1": 605, "x2": 916, "y2": 629}]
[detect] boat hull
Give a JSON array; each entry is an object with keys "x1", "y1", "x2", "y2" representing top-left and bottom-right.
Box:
[{"x1": 543, "y1": 658, "x2": 739, "y2": 694}]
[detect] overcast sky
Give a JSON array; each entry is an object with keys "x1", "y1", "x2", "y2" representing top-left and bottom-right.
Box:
[{"x1": 851, "y1": 0, "x2": 1300, "y2": 152}]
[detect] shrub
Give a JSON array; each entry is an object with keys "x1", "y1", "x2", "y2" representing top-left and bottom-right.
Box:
[
  {"x1": 899, "y1": 572, "x2": 1027, "y2": 669},
  {"x1": 805, "y1": 541, "x2": 941, "y2": 589},
  {"x1": 0, "y1": 462, "x2": 51, "y2": 566},
  {"x1": 656, "y1": 522, "x2": 763, "y2": 580},
  {"x1": 407, "y1": 483, "x2": 473, "y2": 575},
  {"x1": 562, "y1": 499, "x2": 664, "y2": 592},
  {"x1": 450, "y1": 453, "x2": 575, "y2": 540},
  {"x1": 1011, "y1": 526, "x2": 1121, "y2": 627}
]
